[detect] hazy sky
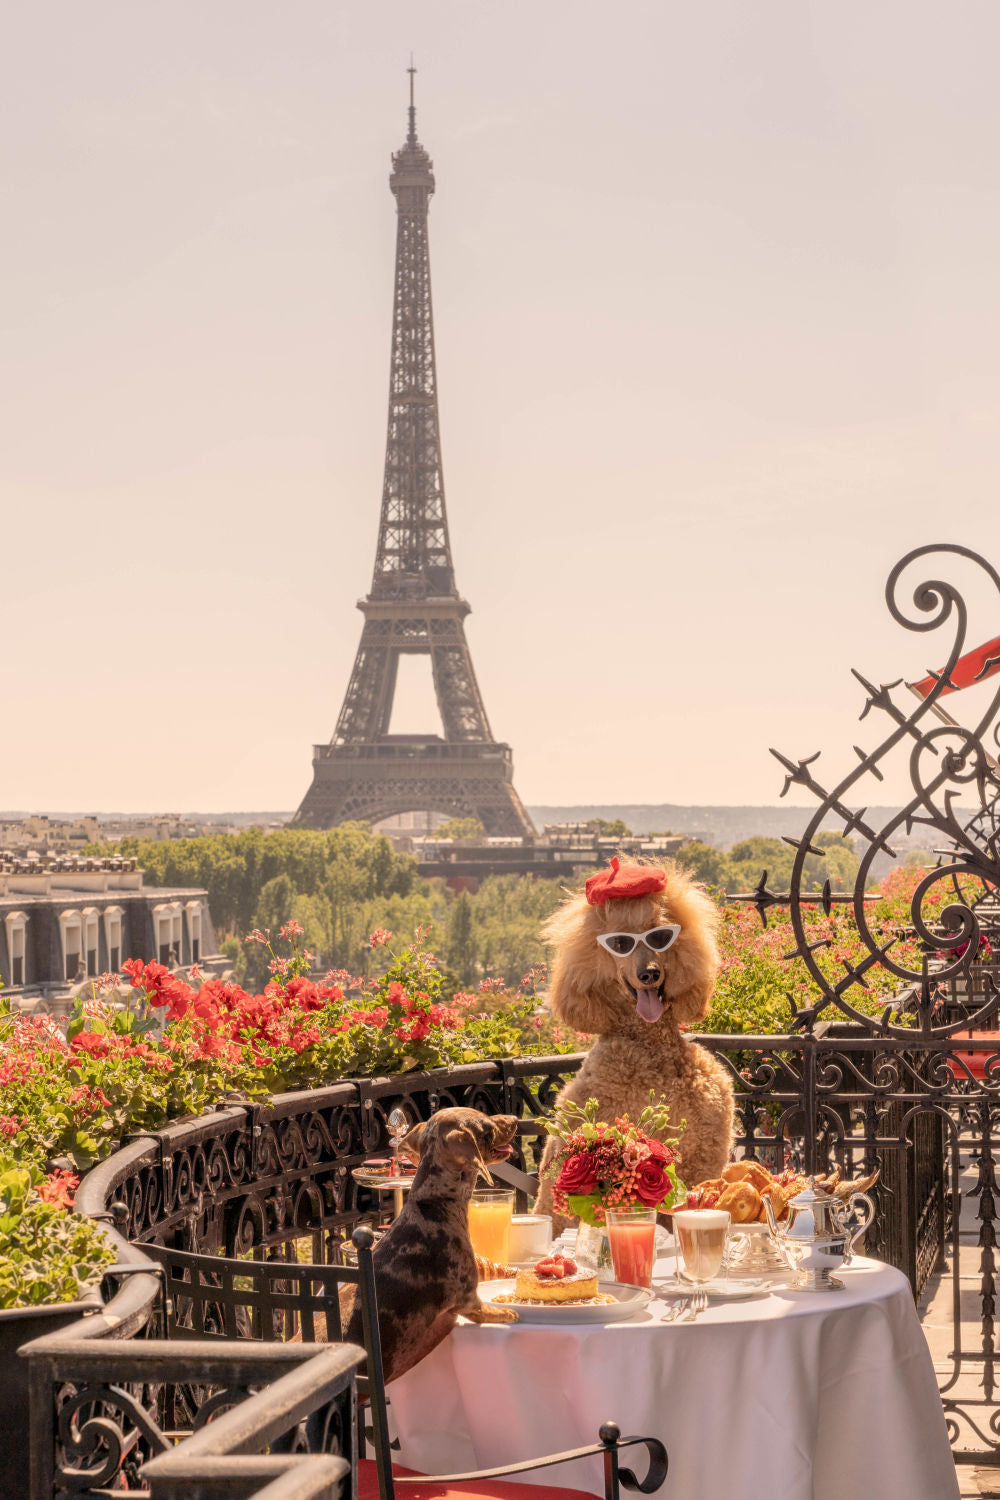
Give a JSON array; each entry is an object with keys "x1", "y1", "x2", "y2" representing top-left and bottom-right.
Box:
[{"x1": 3, "y1": 2, "x2": 1000, "y2": 815}]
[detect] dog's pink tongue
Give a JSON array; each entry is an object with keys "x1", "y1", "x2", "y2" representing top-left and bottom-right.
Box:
[{"x1": 636, "y1": 987, "x2": 664, "y2": 1024}]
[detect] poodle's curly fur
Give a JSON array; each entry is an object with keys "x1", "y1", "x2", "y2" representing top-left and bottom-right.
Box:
[{"x1": 535, "y1": 863, "x2": 735, "y2": 1217}]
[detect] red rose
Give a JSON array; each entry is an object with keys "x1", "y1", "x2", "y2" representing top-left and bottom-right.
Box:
[
  {"x1": 644, "y1": 1137, "x2": 676, "y2": 1168},
  {"x1": 555, "y1": 1150, "x2": 599, "y2": 1197},
  {"x1": 633, "y1": 1156, "x2": 671, "y2": 1207}
]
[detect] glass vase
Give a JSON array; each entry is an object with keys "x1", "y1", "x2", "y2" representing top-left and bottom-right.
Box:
[{"x1": 574, "y1": 1218, "x2": 614, "y2": 1282}]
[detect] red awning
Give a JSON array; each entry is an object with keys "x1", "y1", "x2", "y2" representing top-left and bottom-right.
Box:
[{"x1": 911, "y1": 633, "x2": 1000, "y2": 699}]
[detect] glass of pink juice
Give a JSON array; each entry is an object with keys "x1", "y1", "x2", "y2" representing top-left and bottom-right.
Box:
[{"x1": 606, "y1": 1207, "x2": 658, "y2": 1288}]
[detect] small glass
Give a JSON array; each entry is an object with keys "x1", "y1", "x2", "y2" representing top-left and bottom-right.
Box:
[
  {"x1": 606, "y1": 1206, "x2": 658, "y2": 1289},
  {"x1": 468, "y1": 1189, "x2": 515, "y2": 1264},
  {"x1": 672, "y1": 1208, "x2": 730, "y2": 1285}
]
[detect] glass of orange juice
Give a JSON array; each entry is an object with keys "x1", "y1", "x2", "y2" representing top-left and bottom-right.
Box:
[
  {"x1": 468, "y1": 1189, "x2": 515, "y2": 1264},
  {"x1": 606, "y1": 1206, "x2": 658, "y2": 1288}
]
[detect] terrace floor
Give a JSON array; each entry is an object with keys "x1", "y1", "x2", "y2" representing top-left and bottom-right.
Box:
[
  {"x1": 919, "y1": 1153, "x2": 1000, "y2": 1496},
  {"x1": 959, "y1": 1470, "x2": 1000, "y2": 1497}
]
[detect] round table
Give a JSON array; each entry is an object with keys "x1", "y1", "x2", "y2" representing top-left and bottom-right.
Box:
[{"x1": 388, "y1": 1257, "x2": 957, "y2": 1500}]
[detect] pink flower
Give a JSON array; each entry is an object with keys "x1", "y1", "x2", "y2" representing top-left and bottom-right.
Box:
[
  {"x1": 369, "y1": 928, "x2": 393, "y2": 949},
  {"x1": 279, "y1": 920, "x2": 304, "y2": 940}
]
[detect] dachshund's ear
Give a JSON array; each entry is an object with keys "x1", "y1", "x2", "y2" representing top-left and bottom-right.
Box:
[
  {"x1": 397, "y1": 1121, "x2": 427, "y2": 1165},
  {"x1": 443, "y1": 1126, "x2": 493, "y2": 1184}
]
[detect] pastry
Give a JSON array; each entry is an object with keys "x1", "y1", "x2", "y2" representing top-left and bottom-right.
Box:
[
  {"x1": 722, "y1": 1160, "x2": 771, "y2": 1193},
  {"x1": 717, "y1": 1181, "x2": 762, "y2": 1224},
  {"x1": 476, "y1": 1253, "x2": 518, "y2": 1280},
  {"x1": 514, "y1": 1254, "x2": 599, "y2": 1303}
]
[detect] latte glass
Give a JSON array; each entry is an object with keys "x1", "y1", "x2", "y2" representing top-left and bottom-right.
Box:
[{"x1": 672, "y1": 1208, "x2": 730, "y2": 1284}]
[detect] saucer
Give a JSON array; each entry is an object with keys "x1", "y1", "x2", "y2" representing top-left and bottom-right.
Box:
[{"x1": 670, "y1": 1272, "x2": 772, "y2": 1299}]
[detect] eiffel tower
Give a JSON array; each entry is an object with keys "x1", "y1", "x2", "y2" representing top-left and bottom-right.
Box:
[{"x1": 295, "y1": 73, "x2": 535, "y2": 838}]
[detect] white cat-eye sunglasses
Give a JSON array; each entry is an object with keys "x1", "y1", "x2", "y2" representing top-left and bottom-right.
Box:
[{"x1": 596, "y1": 925, "x2": 682, "y2": 957}]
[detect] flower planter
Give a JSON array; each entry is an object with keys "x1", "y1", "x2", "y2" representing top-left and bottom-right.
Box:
[{"x1": 0, "y1": 1294, "x2": 101, "y2": 1496}]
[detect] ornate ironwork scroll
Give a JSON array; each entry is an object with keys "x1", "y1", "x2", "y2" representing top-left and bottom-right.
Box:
[{"x1": 731, "y1": 543, "x2": 1000, "y2": 1036}]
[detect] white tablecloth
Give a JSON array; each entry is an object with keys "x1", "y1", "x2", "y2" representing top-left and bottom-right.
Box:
[{"x1": 389, "y1": 1257, "x2": 957, "y2": 1500}]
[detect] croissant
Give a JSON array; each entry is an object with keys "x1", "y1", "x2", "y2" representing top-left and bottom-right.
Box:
[
  {"x1": 758, "y1": 1181, "x2": 793, "y2": 1222},
  {"x1": 717, "y1": 1181, "x2": 762, "y2": 1224},
  {"x1": 722, "y1": 1160, "x2": 772, "y2": 1192},
  {"x1": 827, "y1": 1166, "x2": 880, "y2": 1203},
  {"x1": 475, "y1": 1253, "x2": 518, "y2": 1280}
]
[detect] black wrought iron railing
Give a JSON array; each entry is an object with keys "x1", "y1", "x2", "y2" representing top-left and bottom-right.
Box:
[
  {"x1": 17, "y1": 542, "x2": 1000, "y2": 1489},
  {"x1": 13, "y1": 1022, "x2": 1000, "y2": 1492}
]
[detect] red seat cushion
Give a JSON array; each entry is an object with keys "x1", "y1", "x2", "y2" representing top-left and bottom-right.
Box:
[
  {"x1": 945, "y1": 1033, "x2": 1000, "y2": 1081},
  {"x1": 358, "y1": 1458, "x2": 599, "y2": 1500}
]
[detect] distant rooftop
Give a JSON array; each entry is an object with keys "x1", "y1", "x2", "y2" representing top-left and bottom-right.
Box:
[{"x1": 0, "y1": 852, "x2": 138, "y2": 875}]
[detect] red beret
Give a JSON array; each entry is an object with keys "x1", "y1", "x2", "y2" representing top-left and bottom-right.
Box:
[{"x1": 585, "y1": 856, "x2": 667, "y2": 907}]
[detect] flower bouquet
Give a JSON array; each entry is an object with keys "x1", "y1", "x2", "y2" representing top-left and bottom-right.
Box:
[{"x1": 542, "y1": 1093, "x2": 686, "y2": 1227}]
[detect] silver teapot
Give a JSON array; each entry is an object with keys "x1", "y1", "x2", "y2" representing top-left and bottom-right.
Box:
[{"x1": 762, "y1": 1178, "x2": 875, "y2": 1291}]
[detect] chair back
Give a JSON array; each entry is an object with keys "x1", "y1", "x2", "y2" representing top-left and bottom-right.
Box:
[{"x1": 142, "y1": 1228, "x2": 395, "y2": 1500}]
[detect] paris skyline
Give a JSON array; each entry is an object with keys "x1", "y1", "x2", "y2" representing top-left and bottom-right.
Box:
[{"x1": 3, "y1": 1, "x2": 1000, "y2": 814}]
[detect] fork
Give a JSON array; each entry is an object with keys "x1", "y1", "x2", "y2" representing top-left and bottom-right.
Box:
[{"x1": 681, "y1": 1290, "x2": 708, "y2": 1321}]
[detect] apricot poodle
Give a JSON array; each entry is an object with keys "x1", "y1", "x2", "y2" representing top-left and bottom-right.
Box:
[{"x1": 535, "y1": 859, "x2": 734, "y2": 1218}]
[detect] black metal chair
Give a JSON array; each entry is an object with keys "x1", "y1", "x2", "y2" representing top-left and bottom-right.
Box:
[{"x1": 144, "y1": 1228, "x2": 668, "y2": 1500}]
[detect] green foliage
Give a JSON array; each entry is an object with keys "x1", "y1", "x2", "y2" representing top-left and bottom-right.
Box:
[
  {"x1": 446, "y1": 891, "x2": 476, "y2": 986},
  {"x1": 588, "y1": 819, "x2": 632, "y2": 838},
  {"x1": 725, "y1": 833, "x2": 859, "y2": 893},
  {"x1": 0, "y1": 1162, "x2": 115, "y2": 1309},
  {"x1": 700, "y1": 952, "x2": 793, "y2": 1035},
  {"x1": 675, "y1": 833, "x2": 859, "y2": 895},
  {"x1": 696, "y1": 862, "x2": 952, "y2": 1037},
  {"x1": 426, "y1": 817, "x2": 484, "y2": 841},
  {"x1": 443, "y1": 875, "x2": 563, "y2": 989},
  {"x1": 98, "y1": 825, "x2": 416, "y2": 948},
  {"x1": 675, "y1": 841, "x2": 730, "y2": 886}
]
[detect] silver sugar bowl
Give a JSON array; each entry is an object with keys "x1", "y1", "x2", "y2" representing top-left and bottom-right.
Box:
[{"x1": 762, "y1": 1178, "x2": 875, "y2": 1291}]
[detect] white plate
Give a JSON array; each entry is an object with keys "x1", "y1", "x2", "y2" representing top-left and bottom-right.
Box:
[{"x1": 477, "y1": 1279, "x2": 652, "y2": 1323}]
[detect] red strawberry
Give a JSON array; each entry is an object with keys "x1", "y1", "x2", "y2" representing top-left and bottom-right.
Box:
[{"x1": 535, "y1": 1252, "x2": 579, "y2": 1279}]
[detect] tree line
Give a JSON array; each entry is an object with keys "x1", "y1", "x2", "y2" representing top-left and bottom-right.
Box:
[
  {"x1": 89, "y1": 826, "x2": 860, "y2": 994},
  {"x1": 91, "y1": 825, "x2": 562, "y2": 991}
]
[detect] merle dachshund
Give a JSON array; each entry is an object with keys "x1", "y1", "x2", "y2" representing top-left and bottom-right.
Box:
[{"x1": 346, "y1": 1107, "x2": 519, "y2": 1382}]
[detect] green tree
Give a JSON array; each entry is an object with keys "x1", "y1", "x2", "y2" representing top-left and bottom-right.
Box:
[
  {"x1": 91, "y1": 824, "x2": 418, "y2": 962},
  {"x1": 587, "y1": 819, "x2": 632, "y2": 838},
  {"x1": 469, "y1": 875, "x2": 564, "y2": 989},
  {"x1": 427, "y1": 817, "x2": 485, "y2": 841},
  {"x1": 726, "y1": 833, "x2": 859, "y2": 894},
  {"x1": 675, "y1": 841, "x2": 730, "y2": 887},
  {"x1": 446, "y1": 891, "x2": 477, "y2": 986}
]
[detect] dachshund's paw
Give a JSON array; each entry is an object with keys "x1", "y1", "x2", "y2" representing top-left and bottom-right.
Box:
[{"x1": 464, "y1": 1300, "x2": 519, "y2": 1325}]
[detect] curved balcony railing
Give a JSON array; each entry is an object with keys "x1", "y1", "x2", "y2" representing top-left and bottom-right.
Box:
[{"x1": 15, "y1": 1015, "x2": 1000, "y2": 1493}]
